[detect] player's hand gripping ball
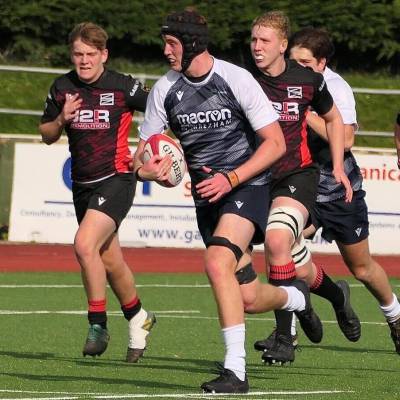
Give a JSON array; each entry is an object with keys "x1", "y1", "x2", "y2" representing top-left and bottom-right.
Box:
[{"x1": 143, "y1": 134, "x2": 186, "y2": 187}]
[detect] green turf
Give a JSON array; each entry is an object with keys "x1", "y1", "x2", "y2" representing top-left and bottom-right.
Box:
[{"x1": 0, "y1": 272, "x2": 399, "y2": 399}]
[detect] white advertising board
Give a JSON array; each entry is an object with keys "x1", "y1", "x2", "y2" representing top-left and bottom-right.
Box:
[{"x1": 8, "y1": 143, "x2": 400, "y2": 254}]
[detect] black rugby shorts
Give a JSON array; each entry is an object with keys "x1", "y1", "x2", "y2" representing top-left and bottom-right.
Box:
[{"x1": 72, "y1": 173, "x2": 136, "y2": 229}]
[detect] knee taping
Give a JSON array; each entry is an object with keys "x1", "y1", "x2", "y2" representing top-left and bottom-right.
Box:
[
  {"x1": 206, "y1": 236, "x2": 243, "y2": 262},
  {"x1": 266, "y1": 206, "x2": 305, "y2": 242},
  {"x1": 235, "y1": 263, "x2": 257, "y2": 285},
  {"x1": 291, "y1": 235, "x2": 311, "y2": 268}
]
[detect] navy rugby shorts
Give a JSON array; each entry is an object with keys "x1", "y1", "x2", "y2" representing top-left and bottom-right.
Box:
[
  {"x1": 196, "y1": 184, "x2": 270, "y2": 246},
  {"x1": 314, "y1": 189, "x2": 369, "y2": 245}
]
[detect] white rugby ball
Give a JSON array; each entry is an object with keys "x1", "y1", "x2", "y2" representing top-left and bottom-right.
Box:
[{"x1": 142, "y1": 134, "x2": 186, "y2": 187}]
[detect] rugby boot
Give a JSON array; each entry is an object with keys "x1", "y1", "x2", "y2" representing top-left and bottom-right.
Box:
[
  {"x1": 82, "y1": 324, "x2": 110, "y2": 357},
  {"x1": 334, "y1": 280, "x2": 361, "y2": 342},
  {"x1": 254, "y1": 328, "x2": 298, "y2": 352},
  {"x1": 292, "y1": 279, "x2": 323, "y2": 343},
  {"x1": 388, "y1": 315, "x2": 400, "y2": 354},
  {"x1": 126, "y1": 310, "x2": 156, "y2": 363},
  {"x1": 262, "y1": 333, "x2": 295, "y2": 365},
  {"x1": 201, "y1": 367, "x2": 249, "y2": 394}
]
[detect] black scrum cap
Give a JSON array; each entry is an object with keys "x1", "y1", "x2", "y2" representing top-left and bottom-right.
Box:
[{"x1": 161, "y1": 9, "x2": 209, "y2": 72}]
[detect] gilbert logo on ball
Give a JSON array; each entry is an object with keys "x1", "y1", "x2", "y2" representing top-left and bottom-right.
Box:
[{"x1": 143, "y1": 134, "x2": 186, "y2": 187}]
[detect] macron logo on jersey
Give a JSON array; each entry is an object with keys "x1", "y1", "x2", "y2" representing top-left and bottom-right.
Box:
[
  {"x1": 100, "y1": 93, "x2": 114, "y2": 106},
  {"x1": 355, "y1": 227, "x2": 362, "y2": 237},
  {"x1": 130, "y1": 81, "x2": 140, "y2": 97},
  {"x1": 235, "y1": 201, "x2": 244, "y2": 209},
  {"x1": 287, "y1": 87, "x2": 302, "y2": 99},
  {"x1": 176, "y1": 90, "x2": 184, "y2": 101},
  {"x1": 98, "y1": 196, "x2": 106, "y2": 206},
  {"x1": 177, "y1": 108, "x2": 232, "y2": 126},
  {"x1": 289, "y1": 185, "x2": 296, "y2": 193}
]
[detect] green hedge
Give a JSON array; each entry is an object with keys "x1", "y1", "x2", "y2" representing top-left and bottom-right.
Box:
[{"x1": 1, "y1": 0, "x2": 400, "y2": 71}]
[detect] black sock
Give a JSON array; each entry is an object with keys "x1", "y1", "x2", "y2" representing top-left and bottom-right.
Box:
[
  {"x1": 88, "y1": 311, "x2": 107, "y2": 329},
  {"x1": 311, "y1": 266, "x2": 344, "y2": 309}
]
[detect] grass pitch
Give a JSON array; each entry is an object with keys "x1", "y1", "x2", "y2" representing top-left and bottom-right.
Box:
[{"x1": 0, "y1": 272, "x2": 399, "y2": 399}]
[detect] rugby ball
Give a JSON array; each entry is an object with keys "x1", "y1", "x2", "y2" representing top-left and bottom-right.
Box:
[{"x1": 142, "y1": 134, "x2": 186, "y2": 187}]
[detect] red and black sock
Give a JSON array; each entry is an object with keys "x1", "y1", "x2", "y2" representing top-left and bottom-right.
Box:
[
  {"x1": 121, "y1": 296, "x2": 142, "y2": 321},
  {"x1": 88, "y1": 299, "x2": 107, "y2": 329},
  {"x1": 269, "y1": 261, "x2": 297, "y2": 337}
]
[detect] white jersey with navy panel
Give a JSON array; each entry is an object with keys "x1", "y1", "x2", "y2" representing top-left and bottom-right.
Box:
[
  {"x1": 308, "y1": 67, "x2": 363, "y2": 202},
  {"x1": 139, "y1": 57, "x2": 279, "y2": 206}
]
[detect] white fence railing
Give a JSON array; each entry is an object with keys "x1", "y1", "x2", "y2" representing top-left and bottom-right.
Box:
[{"x1": 1, "y1": 65, "x2": 398, "y2": 136}]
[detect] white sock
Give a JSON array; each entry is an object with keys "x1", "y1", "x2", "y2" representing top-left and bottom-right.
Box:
[
  {"x1": 281, "y1": 286, "x2": 306, "y2": 312},
  {"x1": 380, "y1": 294, "x2": 400, "y2": 323},
  {"x1": 222, "y1": 324, "x2": 246, "y2": 381},
  {"x1": 291, "y1": 314, "x2": 297, "y2": 336},
  {"x1": 128, "y1": 308, "x2": 147, "y2": 348}
]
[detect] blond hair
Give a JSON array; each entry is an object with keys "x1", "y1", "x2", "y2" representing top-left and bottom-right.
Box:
[{"x1": 252, "y1": 11, "x2": 290, "y2": 40}]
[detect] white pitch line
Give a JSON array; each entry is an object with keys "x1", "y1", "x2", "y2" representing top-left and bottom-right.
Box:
[
  {"x1": 0, "y1": 389, "x2": 354, "y2": 399},
  {"x1": 0, "y1": 310, "x2": 199, "y2": 315},
  {"x1": 0, "y1": 309, "x2": 390, "y2": 326}
]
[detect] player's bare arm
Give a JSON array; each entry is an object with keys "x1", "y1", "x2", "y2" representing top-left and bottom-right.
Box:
[
  {"x1": 196, "y1": 120, "x2": 285, "y2": 203},
  {"x1": 320, "y1": 104, "x2": 353, "y2": 202},
  {"x1": 306, "y1": 110, "x2": 355, "y2": 150},
  {"x1": 39, "y1": 93, "x2": 82, "y2": 145}
]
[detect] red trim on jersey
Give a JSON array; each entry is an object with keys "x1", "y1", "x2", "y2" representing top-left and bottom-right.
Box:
[
  {"x1": 115, "y1": 111, "x2": 133, "y2": 173},
  {"x1": 300, "y1": 112, "x2": 313, "y2": 167}
]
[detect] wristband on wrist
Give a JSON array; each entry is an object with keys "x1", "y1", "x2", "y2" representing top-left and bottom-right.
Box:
[
  {"x1": 135, "y1": 166, "x2": 144, "y2": 182},
  {"x1": 222, "y1": 170, "x2": 240, "y2": 188}
]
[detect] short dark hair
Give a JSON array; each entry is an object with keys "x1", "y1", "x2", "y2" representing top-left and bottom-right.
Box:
[
  {"x1": 288, "y1": 27, "x2": 335, "y2": 62},
  {"x1": 68, "y1": 22, "x2": 108, "y2": 50}
]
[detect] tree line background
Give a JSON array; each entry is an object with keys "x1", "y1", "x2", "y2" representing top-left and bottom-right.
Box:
[{"x1": 0, "y1": 0, "x2": 399, "y2": 73}]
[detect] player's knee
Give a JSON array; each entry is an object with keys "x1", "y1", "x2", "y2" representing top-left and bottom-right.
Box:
[
  {"x1": 265, "y1": 206, "x2": 305, "y2": 256},
  {"x1": 265, "y1": 231, "x2": 292, "y2": 257},
  {"x1": 266, "y1": 206, "x2": 305, "y2": 239},
  {"x1": 204, "y1": 258, "x2": 226, "y2": 283},
  {"x1": 204, "y1": 251, "x2": 236, "y2": 283},
  {"x1": 73, "y1": 234, "x2": 92, "y2": 264},
  {"x1": 350, "y1": 261, "x2": 373, "y2": 283}
]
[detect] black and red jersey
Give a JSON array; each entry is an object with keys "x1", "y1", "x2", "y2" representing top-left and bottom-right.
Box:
[
  {"x1": 41, "y1": 68, "x2": 148, "y2": 182},
  {"x1": 254, "y1": 59, "x2": 333, "y2": 179}
]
